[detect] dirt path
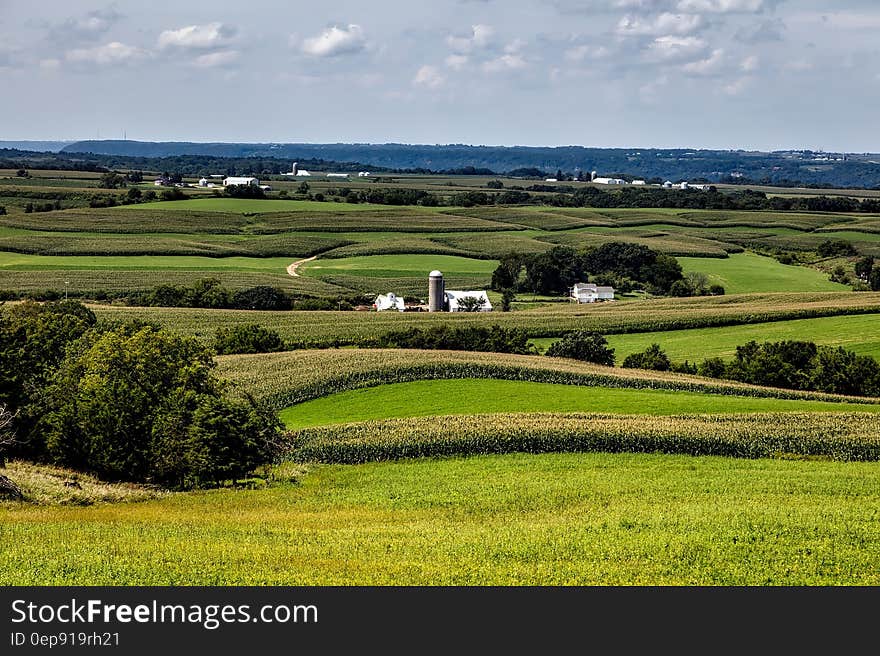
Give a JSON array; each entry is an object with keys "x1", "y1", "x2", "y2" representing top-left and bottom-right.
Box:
[{"x1": 287, "y1": 256, "x2": 317, "y2": 277}]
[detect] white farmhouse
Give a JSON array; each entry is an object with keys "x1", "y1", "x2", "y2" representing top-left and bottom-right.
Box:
[
  {"x1": 373, "y1": 292, "x2": 405, "y2": 312},
  {"x1": 198, "y1": 177, "x2": 209, "y2": 187},
  {"x1": 444, "y1": 290, "x2": 493, "y2": 312},
  {"x1": 223, "y1": 176, "x2": 260, "y2": 187},
  {"x1": 570, "y1": 283, "x2": 615, "y2": 304}
]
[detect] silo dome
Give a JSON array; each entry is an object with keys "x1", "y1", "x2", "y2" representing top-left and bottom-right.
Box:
[{"x1": 429, "y1": 270, "x2": 443, "y2": 278}]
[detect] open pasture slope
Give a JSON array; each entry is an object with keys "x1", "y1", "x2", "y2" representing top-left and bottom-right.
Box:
[{"x1": 2, "y1": 453, "x2": 879, "y2": 585}]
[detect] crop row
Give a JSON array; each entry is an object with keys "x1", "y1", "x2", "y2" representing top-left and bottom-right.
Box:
[
  {"x1": 287, "y1": 412, "x2": 880, "y2": 463},
  {"x1": 216, "y1": 348, "x2": 880, "y2": 409}
]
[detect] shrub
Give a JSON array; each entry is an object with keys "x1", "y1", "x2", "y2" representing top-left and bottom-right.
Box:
[
  {"x1": 376, "y1": 325, "x2": 534, "y2": 355},
  {"x1": 214, "y1": 324, "x2": 285, "y2": 355},
  {"x1": 621, "y1": 344, "x2": 672, "y2": 371},
  {"x1": 545, "y1": 331, "x2": 615, "y2": 366},
  {"x1": 232, "y1": 286, "x2": 291, "y2": 311},
  {"x1": 708, "y1": 284, "x2": 726, "y2": 296}
]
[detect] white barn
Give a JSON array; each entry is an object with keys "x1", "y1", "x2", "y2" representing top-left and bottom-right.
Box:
[
  {"x1": 593, "y1": 177, "x2": 627, "y2": 185},
  {"x1": 373, "y1": 292, "x2": 405, "y2": 312},
  {"x1": 445, "y1": 290, "x2": 493, "y2": 312},
  {"x1": 571, "y1": 283, "x2": 615, "y2": 304},
  {"x1": 223, "y1": 176, "x2": 260, "y2": 187}
]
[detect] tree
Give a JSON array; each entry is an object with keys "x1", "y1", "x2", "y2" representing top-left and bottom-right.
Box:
[
  {"x1": 98, "y1": 171, "x2": 126, "y2": 189},
  {"x1": 829, "y1": 265, "x2": 849, "y2": 285},
  {"x1": 491, "y1": 253, "x2": 525, "y2": 292},
  {"x1": 0, "y1": 403, "x2": 16, "y2": 468},
  {"x1": 125, "y1": 170, "x2": 144, "y2": 183},
  {"x1": 871, "y1": 268, "x2": 880, "y2": 292},
  {"x1": 854, "y1": 257, "x2": 874, "y2": 282},
  {"x1": 297, "y1": 181, "x2": 311, "y2": 195},
  {"x1": 232, "y1": 286, "x2": 290, "y2": 311},
  {"x1": 500, "y1": 289, "x2": 515, "y2": 312},
  {"x1": 40, "y1": 325, "x2": 283, "y2": 487},
  {"x1": 15, "y1": 169, "x2": 28, "y2": 178},
  {"x1": 622, "y1": 344, "x2": 671, "y2": 371},
  {"x1": 457, "y1": 296, "x2": 486, "y2": 312},
  {"x1": 487, "y1": 180, "x2": 504, "y2": 189},
  {"x1": 545, "y1": 331, "x2": 615, "y2": 366},
  {"x1": 214, "y1": 324, "x2": 285, "y2": 355},
  {"x1": 684, "y1": 271, "x2": 709, "y2": 295}
]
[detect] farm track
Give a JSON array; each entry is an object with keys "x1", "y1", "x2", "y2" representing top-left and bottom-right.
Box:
[{"x1": 287, "y1": 256, "x2": 317, "y2": 277}]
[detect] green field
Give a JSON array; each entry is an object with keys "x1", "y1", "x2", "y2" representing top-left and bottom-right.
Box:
[
  {"x1": 531, "y1": 314, "x2": 880, "y2": 361},
  {"x1": 679, "y1": 252, "x2": 848, "y2": 294},
  {"x1": 0, "y1": 251, "x2": 293, "y2": 273},
  {"x1": 3, "y1": 453, "x2": 879, "y2": 585},
  {"x1": 301, "y1": 254, "x2": 499, "y2": 279},
  {"x1": 114, "y1": 198, "x2": 392, "y2": 213},
  {"x1": 279, "y1": 379, "x2": 880, "y2": 429}
]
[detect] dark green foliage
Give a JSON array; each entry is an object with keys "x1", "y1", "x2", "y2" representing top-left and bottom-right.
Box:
[
  {"x1": 525, "y1": 246, "x2": 586, "y2": 295},
  {"x1": 486, "y1": 180, "x2": 504, "y2": 189},
  {"x1": 293, "y1": 298, "x2": 354, "y2": 311},
  {"x1": 0, "y1": 206, "x2": 6, "y2": 216},
  {"x1": 699, "y1": 340, "x2": 880, "y2": 397},
  {"x1": 214, "y1": 324, "x2": 285, "y2": 355},
  {"x1": 500, "y1": 289, "x2": 515, "y2": 312},
  {"x1": 232, "y1": 286, "x2": 291, "y2": 311},
  {"x1": 224, "y1": 184, "x2": 266, "y2": 199},
  {"x1": 98, "y1": 172, "x2": 127, "y2": 189},
  {"x1": 854, "y1": 257, "x2": 873, "y2": 282},
  {"x1": 622, "y1": 344, "x2": 672, "y2": 372},
  {"x1": 39, "y1": 325, "x2": 283, "y2": 488},
  {"x1": 870, "y1": 268, "x2": 880, "y2": 292},
  {"x1": 817, "y1": 239, "x2": 857, "y2": 258},
  {"x1": 160, "y1": 187, "x2": 187, "y2": 201},
  {"x1": 375, "y1": 325, "x2": 534, "y2": 355},
  {"x1": 708, "y1": 284, "x2": 726, "y2": 296},
  {"x1": 0, "y1": 301, "x2": 96, "y2": 457},
  {"x1": 546, "y1": 331, "x2": 615, "y2": 366}
]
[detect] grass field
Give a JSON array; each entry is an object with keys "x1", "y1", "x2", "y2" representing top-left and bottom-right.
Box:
[
  {"x1": 279, "y1": 379, "x2": 880, "y2": 429},
  {"x1": 678, "y1": 252, "x2": 847, "y2": 294},
  {"x1": 531, "y1": 314, "x2": 880, "y2": 361},
  {"x1": 114, "y1": 198, "x2": 394, "y2": 213},
  {"x1": 301, "y1": 254, "x2": 499, "y2": 279},
  {"x1": 2, "y1": 453, "x2": 878, "y2": 585},
  {"x1": 0, "y1": 252, "x2": 294, "y2": 272}
]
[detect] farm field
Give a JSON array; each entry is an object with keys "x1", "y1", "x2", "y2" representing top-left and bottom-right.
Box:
[
  {"x1": 301, "y1": 254, "x2": 498, "y2": 279},
  {"x1": 279, "y1": 379, "x2": 880, "y2": 429},
  {"x1": 678, "y1": 252, "x2": 849, "y2": 294},
  {"x1": 93, "y1": 292, "x2": 880, "y2": 346},
  {"x1": 2, "y1": 453, "x2": 879, "y2": 585},
  {"x1": 530, "y1": 314, "x2": 880, "y2": 361}
]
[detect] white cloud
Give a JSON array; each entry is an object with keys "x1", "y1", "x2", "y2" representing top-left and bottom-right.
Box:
[
  {"x1": 482, "y1": 53, "x2": 527, "y2": 73},
  {"x1": 564, "y1": 44, "x2": 611, "y2": 62},
  {"x1": 645, "y1": 35, "x2": 708, "y2": 62},
  {"x1": 158, "y1": 23, "x2": 236, "y2": 50},
  {"x1": 617, "y1": 12, "x2": 704, "y2": 36},
  {"x1": 193, "y1": 50, "x2": 240, "y2": 68},
  {"x1": 676, "y1": 0, "x2": 766, "y2": 13},
  {"x1": 413, "y1": 65, "x2": 446, "y2": 89},
  {"x1": 66, "y1": 41, "x2": 147, "y2": 65},
  {"x1": 682, "y1": 48, "x2": 724, "y2": 74},
  {"x1": 301, "y1": 24, "x2": 367, "y2": 57},
  {"x1": 445, "y1": 54, "x2": 469, "y2": 69},
  {"x1": 447, "y1": 24, "x2": 495, "y2": 53},
  {"x1": 740, "y1": 54, "x2": 759, "y2": 71}
]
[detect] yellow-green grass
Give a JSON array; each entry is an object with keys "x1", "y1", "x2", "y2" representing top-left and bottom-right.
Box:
[
  {"x1": 679, "y1": 252, "x2": 848, "y2": 294},
  {"x1": 279, "y1": 379, "x2": 880, "y2": 430},
  {"x1": 91, "y1": 292, "x2": 880, "y2": 344},
  {"x1": 2, "y1": 453, "x2": 879, "y2": 585},
  {"x1": 531, "y1": 313, "x2": 880, "y2": 361},
  {"x1": 301, "y1": 254, "x2": 499, "y2": 279}
]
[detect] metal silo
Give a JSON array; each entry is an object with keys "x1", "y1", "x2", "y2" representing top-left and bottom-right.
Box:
[{"x1": 428, "y1": 270, "x2": 445, "y2": 312}]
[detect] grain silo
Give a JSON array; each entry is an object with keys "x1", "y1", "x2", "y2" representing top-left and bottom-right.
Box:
[{"x1": 428, "y1": 270, "x2": 445, "y2": 312}]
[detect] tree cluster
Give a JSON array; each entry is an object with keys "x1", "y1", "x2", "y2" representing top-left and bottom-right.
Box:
[
  {"x1": 0, "y1": 301, "x2": 284, "y2": 489},
  {"x1": 492, "y1": 243, "x2": 684, "y2": 296},
  {"x1": 374, "y1": 325, "x2": 534, "y2": 355}
]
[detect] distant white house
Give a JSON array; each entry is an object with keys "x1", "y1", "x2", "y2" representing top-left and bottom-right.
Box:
[
  {"x1": 593, "y1": 177, "x2": 627, "y2": 185},
  {"x1": 545, "y1": 178, "x2": 559, "y2": 182},
  {"x1": 373, "y1": 292, "x2": 405, "y2": 312},
  {"x1": 358, "y1": 171, "x2": 371, "y2": 177},
  {"x1": 223, "y1": 176, "x2": 260, "y2": 187},
  {"x1": 662, "y1": 180, "x2": 674, "y2": 189},
  {"x1": 444, "y1": 290, "x2": 493, "y2": 312},
  {"x1": 198, "y1": 178, "x2": 209, "y2": 187},
  {"x1": 570, "y1": 283, "x2": 615, "y2": 304},
  {"x1": 296, "y1": 170, "x2": 312, "y2": 177}
]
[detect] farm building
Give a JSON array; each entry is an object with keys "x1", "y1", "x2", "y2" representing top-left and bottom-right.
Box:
[
  {"x1": 445, "y1": 290, "x2": 493, "y2": 312},
  {"x1": 358, "y1": 171, "x2": 371, "y2": 177},
  {"x1": 223, "y1": 176, "x2": 260, "y2": 187},
  {"x1": 593, "y1": 177, "x2": 627, "y2": 185},
  {"x1": 327, "y1": 173, "x2": 350, "y2": 178},
  {"x1": 631, "y1": 180, "x2": 647, "y2": 185},
  {"x1": 570, "y1": 283, "x2": 615, "y2": 304},
  {"x1": 373, "y1": 293, "x2": 405, "y2": 312},
  {"x1": 198, "y1": 178, "x2": 209, "y2": 187}
]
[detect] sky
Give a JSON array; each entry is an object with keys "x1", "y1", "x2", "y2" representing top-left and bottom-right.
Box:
[{"x1": 1, "y1": 0, "x2": 879, "y2": 152}]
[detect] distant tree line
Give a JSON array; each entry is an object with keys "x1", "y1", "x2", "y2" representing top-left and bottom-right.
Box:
[{"x1": 491, "y1": 243, "x2": 689, "y2": 296}]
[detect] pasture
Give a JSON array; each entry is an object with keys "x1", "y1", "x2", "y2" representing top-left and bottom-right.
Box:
[{"x1": 2, "y1": 453, "x2": 879, "y2": 585}]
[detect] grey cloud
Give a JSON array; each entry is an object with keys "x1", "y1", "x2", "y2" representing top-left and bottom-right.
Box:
[
  {"x1": 735, "y1": 18, "x2": 785, "y2": 43},
  {"x1": 48, "y1": 7, "x2": 124, "y2": 45}
]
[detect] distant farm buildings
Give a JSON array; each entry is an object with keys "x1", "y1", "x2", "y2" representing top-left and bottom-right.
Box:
[
  {"x1": 373, "y1": 292, "x2": 405, "y2": 312},
  {"x1": 223, "y1": 176, "x2": 260, "y2": 187},
  {"x1": 570, "y1": 283, "x2": 615, "y2": 304},
  {"x1": 593, "y1": 177, "x2": 627, "y2": 185},
  {"x1": 427, "y1": 270, "x2": 492, "y2": 312},
  {"x1": 326, "y1": 173, "x2": 350, "y2": 178}
]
